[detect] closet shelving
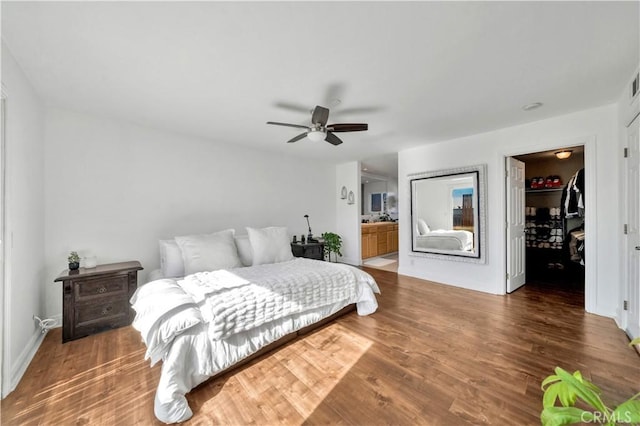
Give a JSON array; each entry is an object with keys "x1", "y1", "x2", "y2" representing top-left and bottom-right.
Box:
[{"x1": 525, "y1": 188, "x2": 564, "y2": 277}]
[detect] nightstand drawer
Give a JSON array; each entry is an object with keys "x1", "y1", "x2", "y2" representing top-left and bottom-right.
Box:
[
  {"x1": 74, "y1": 275, "x2": 128, "y2": 301},
  {"x1": 75, "y1": 297, "x2": 130, "y2": 328},
  {"x1": 306, "y1": 245, "x2": 323, "y2": 258}
]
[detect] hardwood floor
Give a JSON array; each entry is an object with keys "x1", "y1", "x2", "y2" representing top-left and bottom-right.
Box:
[{"x1": 2, "y1": 268, "x2": 638, "y2": 425}]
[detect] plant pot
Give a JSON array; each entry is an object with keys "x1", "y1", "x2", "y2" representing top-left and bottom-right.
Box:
[{"x1": 68, "y1": 262, "x2": 80, "y2": 271}]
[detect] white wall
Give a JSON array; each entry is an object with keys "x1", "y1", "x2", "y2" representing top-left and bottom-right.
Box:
[
  {"x1": 43, "y1": 108, "x2": 336, "y2": 318},
  {"x1": 335, "y1": 162, "x2": 361, "y2": 265},
  {"x1": 1, "y1": 44, "x2": 45, "y2": 396},
  {"x1": 399, "y1": 104, "x2": 620, "y2": 318}
]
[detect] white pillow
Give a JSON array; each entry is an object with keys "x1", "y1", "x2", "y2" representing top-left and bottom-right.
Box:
[
  {"x1": 175, "y1": 229, "x2": 242, "y2": 275},
  {"x1": 246, "y1": 226, "x2": 294, "y2": 266},
  {"x1": 418, "y1": 219, "x2": 430, "y2": 235},
  {"x1": 234, "y1": 235, "x2": 254, "y2": 267},
  {"x1": 159, "y1": 239, "x2": 185, "y2": 278}
]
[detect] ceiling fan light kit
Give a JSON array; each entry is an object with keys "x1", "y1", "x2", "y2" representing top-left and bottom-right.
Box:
[
  {"x1": 267, "y1": 105, "x2": 368, "y2": 146},
  {"x1": 307, "y1": 129, "x2": 326, "y2": 142}
]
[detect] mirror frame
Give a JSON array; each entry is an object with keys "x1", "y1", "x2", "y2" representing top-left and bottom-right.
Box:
[{"x1": 409, "y1": 164, "x2": 487, "y2": 264}]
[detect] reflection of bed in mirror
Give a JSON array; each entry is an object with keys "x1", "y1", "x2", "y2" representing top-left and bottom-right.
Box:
[
  {"x1": 409, "y1": 164, "x2": 486, "y2": 263},
  {"x1": 415, "y1": 229, "x2": 473, "y2": 251}
]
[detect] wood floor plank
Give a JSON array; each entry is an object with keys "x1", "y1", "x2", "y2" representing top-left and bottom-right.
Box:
[{"x1": 2, "y1": 269, "x2": 638, "y2": 425}]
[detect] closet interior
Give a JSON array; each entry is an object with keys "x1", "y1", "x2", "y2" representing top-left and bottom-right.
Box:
[{"x1": 514, "y1": 146, "x2": 585, "y2": 289}]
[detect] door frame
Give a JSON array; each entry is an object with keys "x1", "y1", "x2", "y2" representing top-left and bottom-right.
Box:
[
  {"x1": 503, "y1": 135, "x2": 596, "y2": 313},
  {"x1": 0, "y1": 90, "x2": 6, "y2": 398}
]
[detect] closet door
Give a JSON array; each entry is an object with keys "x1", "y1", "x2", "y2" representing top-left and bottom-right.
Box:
[
  {"x1": 625, "y1": 114, "x2": 640, "y2": 339},
  {"x1": 506, "y1": 157, "x2": 526, "y2": 292}
]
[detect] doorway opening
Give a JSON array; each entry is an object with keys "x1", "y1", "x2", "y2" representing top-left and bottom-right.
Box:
[
  {"x1": 360, "y1": 154, "x2": 399, "y2": 273},
  {"x1": 507, "y1": 146, "x2": 586, "y2": 298}
]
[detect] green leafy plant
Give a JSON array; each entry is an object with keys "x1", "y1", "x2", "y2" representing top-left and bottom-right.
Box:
[
  {"x1": 321, "y1": 232, "x2": 342, "y2": 262},
  {"x1": 67, "y1": 251, "x2": 80, "y2": 263},
  {"x1": 540, "y1": 337, "x2": 640, "y2": 425}
]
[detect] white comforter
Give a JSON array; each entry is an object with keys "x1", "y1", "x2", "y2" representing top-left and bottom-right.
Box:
[
  {"x1": 131, "y1": 258, "x2": 380, "y2": 424},
  {"x1": 416, "y1": 229, "x2": 474, "y2": 251}
]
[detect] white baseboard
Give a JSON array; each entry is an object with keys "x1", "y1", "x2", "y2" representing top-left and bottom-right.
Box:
[
  {"x1": 50, "y1": 313, "x2": 62, "y2": 328},
  {"x1": 4, "y1": 314, "x2": 61, "y2": 398},
  {"x1": 6, "y1": 328, "x2": 46, "y2": 397},
  {"x1": 338, "y1": 256, "x2": 361, "y2": 266}
]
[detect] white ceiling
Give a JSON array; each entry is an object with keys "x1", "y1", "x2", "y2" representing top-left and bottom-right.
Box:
[{"x1": 2, "y1": 1, "x2": 638, "y2": 178}]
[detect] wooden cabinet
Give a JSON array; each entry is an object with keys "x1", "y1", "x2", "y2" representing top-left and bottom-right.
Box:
[
  {"x1": 291, "y1": 242, "x2": 325, "y2": 260},
  {"x1": 362, "y1": 227, "x2": 378, "y2": 259},
  {"x1": 54, "y1": 261, "x2": 143, "y2": 343},
  {"x1": 388, "y1": 226, "x2": 399, "y2": 252},
  {"x1": 362, "y1": 223, "x2": 398, "y2": 259}
]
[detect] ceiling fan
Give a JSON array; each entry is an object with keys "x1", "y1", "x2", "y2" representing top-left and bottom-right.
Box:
[{"x1": 267, "y1": 105, "x2": 368, "y2": 146}]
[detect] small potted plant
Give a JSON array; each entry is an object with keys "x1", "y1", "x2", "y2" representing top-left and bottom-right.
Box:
[
  {"x1": 321, "y1": 232, "x2": 343, "y2": 263},
  {"x1": 68, "y1": 251, "x2": 80, "y2": 271}
]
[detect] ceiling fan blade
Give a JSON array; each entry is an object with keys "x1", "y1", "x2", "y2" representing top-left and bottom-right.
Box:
[
  {"x1": 311, "y1": 106, "x2": 330, "y2": 126},
  {"x1": 287, "y1": 132, "x2": 308, "y2": 144},
  {"x1": 267, "y1": 121, "x2": 310, "y2": 130},
  {"x1": 274, "y1": 102, "x2": 312, "y2": 114},
  {"x1": 334, "y1": 106, "x2": 383, "y2": 115},
  {"x1": 325, "y1": 132, "x2": 343, "y2": 146},
  {"x1": 327, "y1": 123, "x2": 368, "y2": 132}
]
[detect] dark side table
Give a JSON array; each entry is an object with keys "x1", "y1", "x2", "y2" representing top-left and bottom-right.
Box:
[
  {"x1": 291, "y1": 242, "x2": 325, "y2": 261},
  {"x1": 54, "y1": 261, "x2": 143, "y2": 343}
]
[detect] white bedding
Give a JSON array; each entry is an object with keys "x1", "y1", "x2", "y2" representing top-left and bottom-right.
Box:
[
  {"x1": 416, "y1": 229, "x2": 473, "y2": 251},
  {"x1": 131, "y1": 258, "x2": 380, "y2": 424}
]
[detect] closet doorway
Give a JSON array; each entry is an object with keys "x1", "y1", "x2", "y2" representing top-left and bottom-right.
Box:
[{"x1": 506, "y1": 146, "x2": 586, "y2": 297}]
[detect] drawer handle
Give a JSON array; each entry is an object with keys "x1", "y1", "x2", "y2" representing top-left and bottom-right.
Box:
[
  {"x1": 97, "y1": 287, "x2": 107, "y2": 294},
  {"x1": 101, "y1": 306, "x2": 113, "y2": 315}
]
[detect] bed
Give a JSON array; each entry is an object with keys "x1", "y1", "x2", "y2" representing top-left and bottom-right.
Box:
[
  {"x1": 130, "y1": 227, "x2": 380, "y2": 423},
  {"x1": 415, "y1": 229, "x2": 474, "y2": 251}
]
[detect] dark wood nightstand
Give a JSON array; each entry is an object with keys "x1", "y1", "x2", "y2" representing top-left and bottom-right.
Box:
[
  {"x1": 291, "y1": 242, "x2": 325, "y2": 261},
  {"x1": 54, "y1": 261, "x2": 143, "y2": 343}
]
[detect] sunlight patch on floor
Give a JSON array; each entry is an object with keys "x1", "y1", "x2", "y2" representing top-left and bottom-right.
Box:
[{"x1": 194, "y1": 322, "x2": 373, "y2": 424}]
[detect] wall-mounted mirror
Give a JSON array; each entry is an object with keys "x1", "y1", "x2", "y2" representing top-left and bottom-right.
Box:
[{"x1": 409, "y1": 164, "x2": 487, "y2": 263}]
